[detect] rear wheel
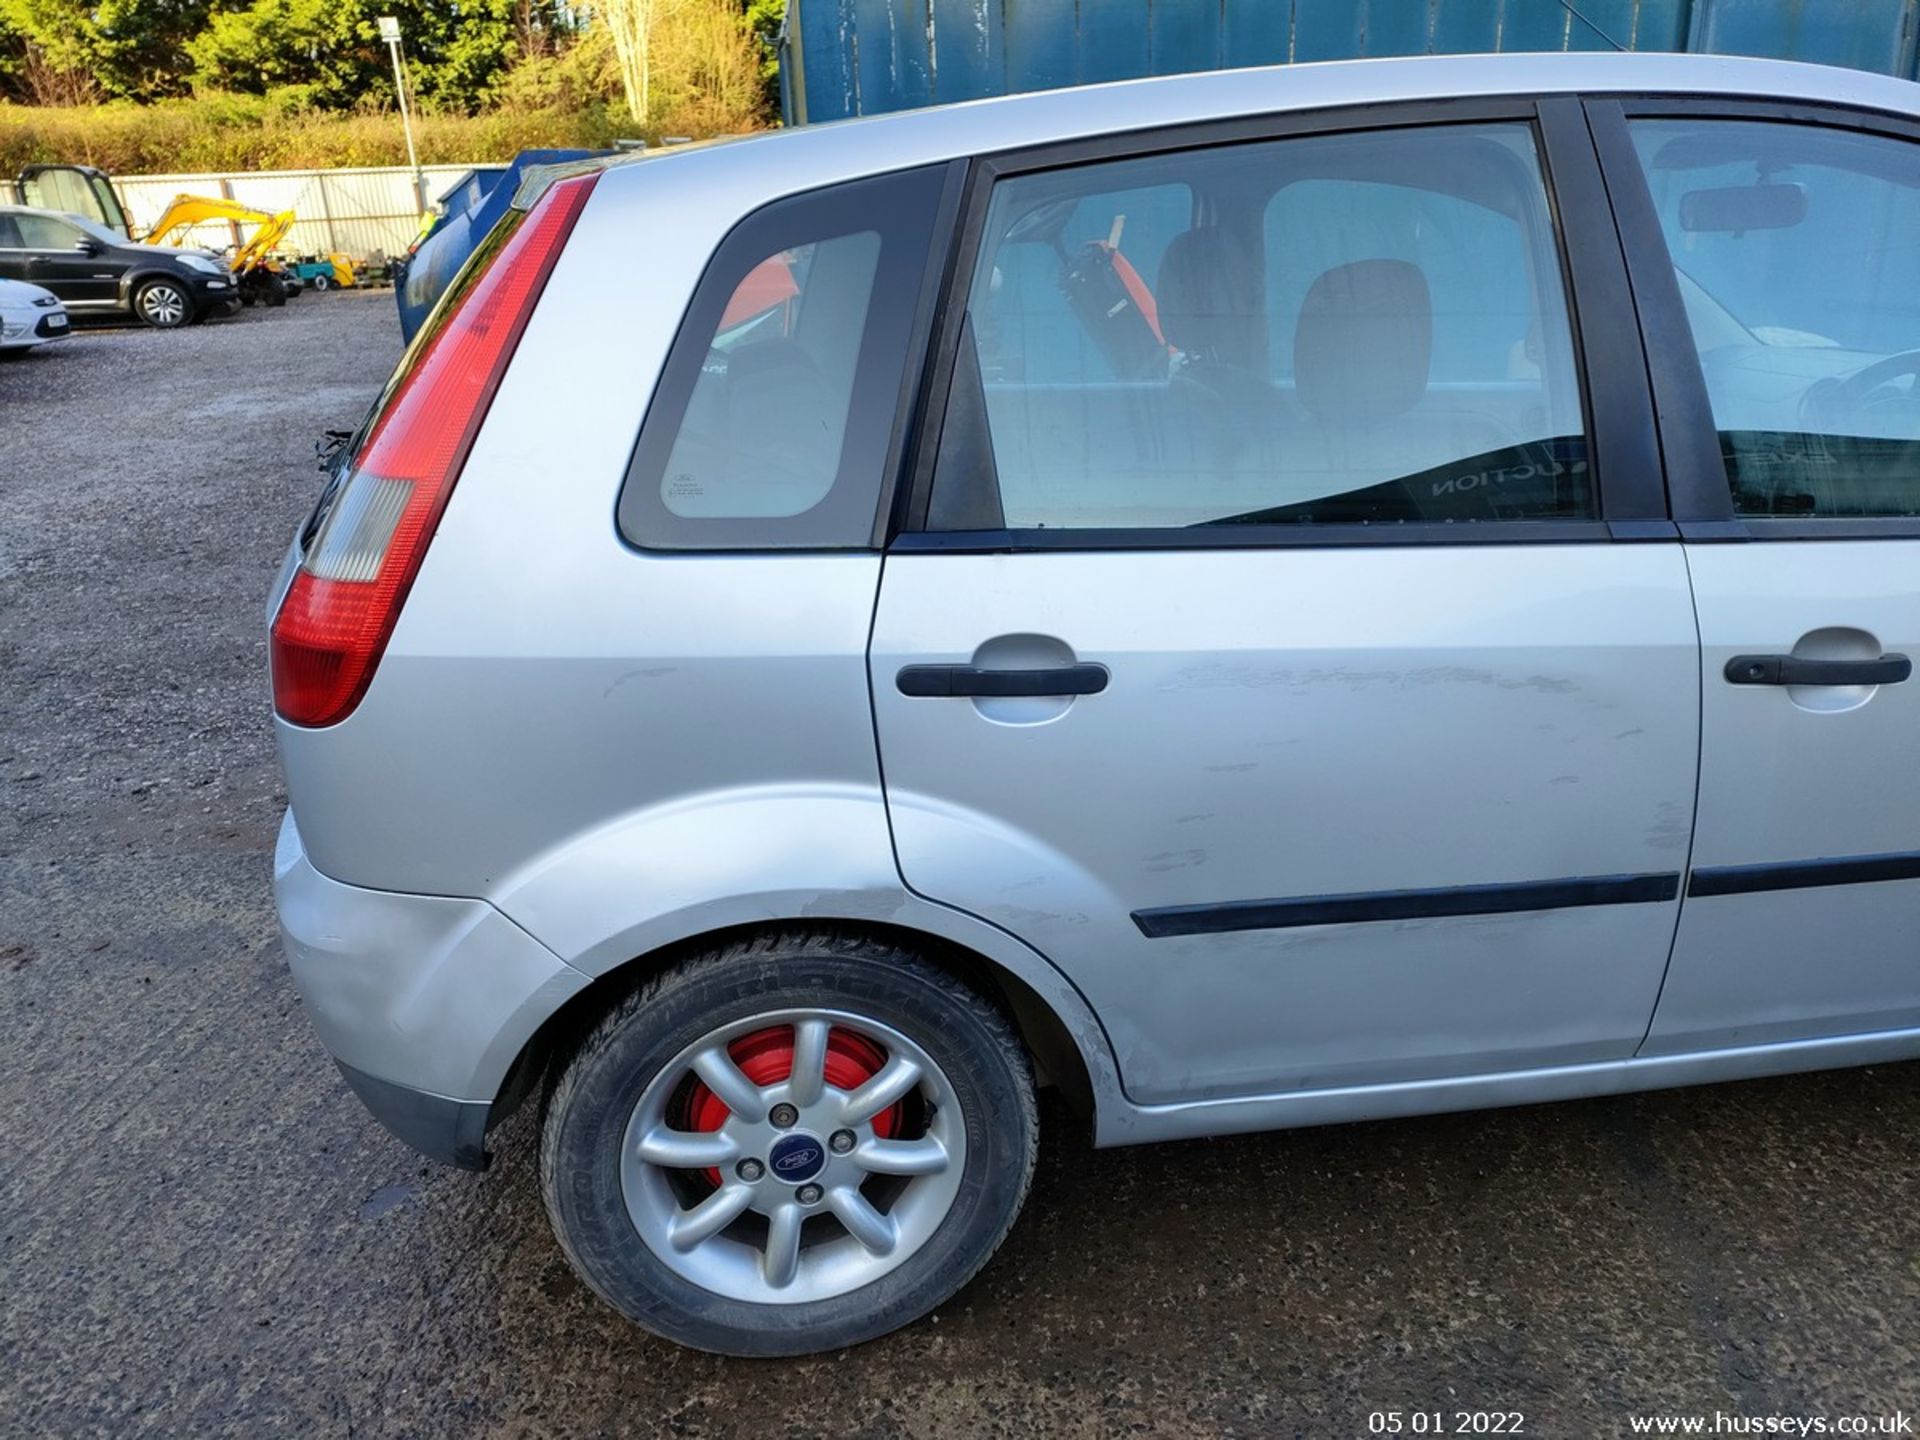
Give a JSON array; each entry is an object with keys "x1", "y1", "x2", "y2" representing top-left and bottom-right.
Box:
[
  {"x1": 311, "y1": 273, "x2": 332, "y2": 292},
  {"x1": 134, "y1": 279, "x2": 190, "y2": 329},
  {"x1": 540, "y1": 931, "x2": 1038, "y2": 1355}
]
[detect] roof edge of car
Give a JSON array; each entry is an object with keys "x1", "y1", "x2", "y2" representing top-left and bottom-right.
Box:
[
  {"x1": 556, "y1": 51, "x2": 1920, "y2": 209},
  {"x1": 510, "y1": 136, "x2": 749, "y2": 210}
]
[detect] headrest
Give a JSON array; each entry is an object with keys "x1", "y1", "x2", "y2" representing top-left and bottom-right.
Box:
[
  {"x1": 1293, "y1": 259, "x2": 1432, "y2": 423},
  {"x1": 1156, "y1": 227, "x2": 1259, "y2": 365},
  {"x1": 724, "y1": 339, "x2": 831, "y2": 468}
]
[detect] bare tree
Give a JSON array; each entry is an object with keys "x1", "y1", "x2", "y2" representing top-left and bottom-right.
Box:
[
  {"x1": 515, "y1": 0, "x2": 547, "y2": 58},
  {"x1": 600, "y1": 0, "x2": 659, "y2": 122},
  {"x1": 644, "y1": 0, "x2": 760, "y2": 133},
  {"x1": 19, "y1": 40, "x2": 102, "y2": 107}
]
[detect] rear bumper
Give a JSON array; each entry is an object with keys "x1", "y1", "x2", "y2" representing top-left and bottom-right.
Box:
[
  {"x1": 274, "y1": 810, "x2": 591, "y2": 1168},
  {"x1": 333, "y1": 1060, "x2": 492, "y2": 1169}
]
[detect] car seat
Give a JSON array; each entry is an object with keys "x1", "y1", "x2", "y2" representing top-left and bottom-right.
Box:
[
  {"x1": 1156, "y1": 226, "x2": 1276, "y2": 468},
  {"x1": 1290, "y1": 258, "x2": 1516, "y2": 518}
]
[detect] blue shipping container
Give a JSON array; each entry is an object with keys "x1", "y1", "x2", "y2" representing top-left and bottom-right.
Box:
[{"x1": 779, "y1": 0, "x2": 1920, "y2": 125}]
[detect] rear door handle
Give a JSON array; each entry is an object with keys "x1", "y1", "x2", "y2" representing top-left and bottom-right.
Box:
[
  {"x1": 897, "y1": 663, "x2": 1110, "y2": 698},
  {"x1": 1724, "y1": 653, "x2": 1912, "y2": 687}
]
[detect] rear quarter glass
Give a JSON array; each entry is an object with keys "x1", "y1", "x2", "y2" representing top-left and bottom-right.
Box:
[{"x1": 615, "y1": 164, "x2": 954, "y2": 551}]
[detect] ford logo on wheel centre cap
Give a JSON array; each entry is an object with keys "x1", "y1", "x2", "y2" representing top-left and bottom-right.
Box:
[{"x1": 768, "y1": 1134, "x2": 826, "y2": 1183}]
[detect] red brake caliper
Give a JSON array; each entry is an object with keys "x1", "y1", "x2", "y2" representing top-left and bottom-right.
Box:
[{"x1": 684, "y1": 1025, "x2": 902, "y2": 1187}]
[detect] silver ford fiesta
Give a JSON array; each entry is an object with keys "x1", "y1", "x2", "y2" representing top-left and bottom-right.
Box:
[{"x1": 270, "y1": 51, "x2": 1920, "y2": 1354}]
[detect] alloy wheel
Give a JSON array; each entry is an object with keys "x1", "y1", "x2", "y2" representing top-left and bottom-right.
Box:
[
  {"x1": 139, "y1": 284, "x2": 186, "y2": 327},
  {"x1": 619, "y1": 1008, "x2": 966, "y2": 1304}
]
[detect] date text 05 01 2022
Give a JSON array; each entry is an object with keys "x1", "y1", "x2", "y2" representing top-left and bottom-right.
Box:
[{"x1": 1369, "y1": 1413, "x2": 1526, "y2": 1436}]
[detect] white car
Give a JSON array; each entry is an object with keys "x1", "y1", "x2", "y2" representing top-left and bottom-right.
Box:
[{"x1": 0, "y1": 277, "x2": 69, "y2": 352}]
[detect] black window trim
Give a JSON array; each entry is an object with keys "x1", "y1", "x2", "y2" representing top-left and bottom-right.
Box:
[
  {"x1": 893, "y1": 93, "x2": 1673, "y2": 554},
  {"x1": 614, "y1": 160, "x2": 964, "y2": 553},
  {"x1": 1587, "y1": 94, "x2": 1920, "y2": 544}
]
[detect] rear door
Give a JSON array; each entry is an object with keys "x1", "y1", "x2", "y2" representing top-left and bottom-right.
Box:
[
  {"x1": 12, "y1": 211, "x2": 122, "y2": 305},
  {"x1": 1593, "y1": 101, "x2": 1920, "y2": 1054},
  {"x1": 870, "y1": 101, "x2": 1704, "y2": 1105}
]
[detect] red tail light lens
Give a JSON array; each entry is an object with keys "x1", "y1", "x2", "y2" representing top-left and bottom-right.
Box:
[{"x1": 271, "y1": 173, "x2": 597, "y2": 727}]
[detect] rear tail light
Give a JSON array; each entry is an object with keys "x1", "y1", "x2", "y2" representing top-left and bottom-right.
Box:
[{"x1": 270, "y1": 172, "x2": 597, "y2": 727}]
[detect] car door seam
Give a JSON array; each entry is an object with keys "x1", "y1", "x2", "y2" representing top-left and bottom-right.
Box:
[
  {"x1": 862, "y1": 548, "x2": 1132, "y2": 1099},
  {"x1": 1635, "y1": 539, "x2": 1708, "y2": 1057}
]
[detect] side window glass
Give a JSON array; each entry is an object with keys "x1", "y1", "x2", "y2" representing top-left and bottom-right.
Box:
[
  {"x1": 975, "y1": 182, "x2": 1191, "y2": 385},
  {"x1": 659, "y1": 233, "x2": 880, "y2": 520},
  {"x1": 0, "y1": 216, "x2": 21, "y2": 248},
  {"x1": 932, "y1": 123, "x2": 1592, "y2": 532},
  {"x1": 1627, "y1": 119, "x2": 1920, "y2": 518},
  {"x1": 15, "y1": 214, "x2": 79, "y2": 250},
  {"x1": 618, "y1": 166, "x2": 947, "y2": 549},
  {"x1": 1266, "y1": 180, "x2": 1545, "y2": 389}
]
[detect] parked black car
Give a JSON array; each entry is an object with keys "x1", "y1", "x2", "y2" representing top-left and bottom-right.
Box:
[{"x1": 0, "y1": 205, "x2": 241, "y2": 329}]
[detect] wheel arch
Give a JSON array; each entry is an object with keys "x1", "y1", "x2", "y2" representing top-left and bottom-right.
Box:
[
  {"x1": 123, "y1": 267, "x2": 197, "y2": 322},
  {"x1": 492, "y1": 916, "x2": 1108, "y2": 1137},
  {"x1": 120, "y1": 265, "x2": 185, "y2": 303}
]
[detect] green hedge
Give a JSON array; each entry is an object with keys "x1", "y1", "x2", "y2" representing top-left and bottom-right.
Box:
[{"x1": 0, "y1": 96, "x2": 711, "y2": 174}]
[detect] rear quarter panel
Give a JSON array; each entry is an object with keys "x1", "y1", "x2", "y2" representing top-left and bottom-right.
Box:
[{"x1": 277, "y1": 157, "x2": 884, "y2": 905}]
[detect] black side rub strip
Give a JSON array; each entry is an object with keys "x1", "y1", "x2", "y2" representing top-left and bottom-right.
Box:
[
  {"x1": 1133, "y1": 872, "x2": 1682, "y2": 938},
  {"x1": 1689, "y1": 850, "x2": 1920, "y2": 898}
]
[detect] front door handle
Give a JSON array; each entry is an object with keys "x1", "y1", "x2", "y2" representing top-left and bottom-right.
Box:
[
  {"x1": 1725, "y1": 653, "x2": 1912, "y2": 687},
  {"x1": 897, "y1": 663, "x2": 1110, "y2": 698}
]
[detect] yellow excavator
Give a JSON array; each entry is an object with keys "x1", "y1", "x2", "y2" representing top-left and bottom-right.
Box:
[{"x1": 142, "y1": 194, "x2": 354, "y2": 306}]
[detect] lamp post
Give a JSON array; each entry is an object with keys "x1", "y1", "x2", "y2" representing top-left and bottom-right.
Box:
[{"x1": 377, "y1": 15, "x2": 425, "y2": 214}]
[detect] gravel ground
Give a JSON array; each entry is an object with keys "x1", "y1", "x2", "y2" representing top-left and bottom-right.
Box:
[{"x1": 2, "y1": 294, "x2": 1918, "y2": 1438}]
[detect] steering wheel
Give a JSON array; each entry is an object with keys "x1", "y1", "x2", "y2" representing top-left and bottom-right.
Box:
[{"x1": 1802, "y1": 349, "x2": 1920, "y2": 429}]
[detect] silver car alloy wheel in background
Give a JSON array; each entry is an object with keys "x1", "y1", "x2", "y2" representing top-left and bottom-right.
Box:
[
  {"x1": 619, "y1": 1008, "x2": 967, "y2": 1305},
  {"x1": 139, "y1": 284, "x2": 186, "y2": 327}
]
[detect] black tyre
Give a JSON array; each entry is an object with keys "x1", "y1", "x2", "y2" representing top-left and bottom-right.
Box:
[
  {"x1": 311, "y1": 273, "x2": 332, "y2": 292},
  {"x1": 540, "y1": 930, "x2": 1038, "y2": 1356},
  {"x1": 135, "y1": 279, "x2": 191, "y2": 329}
]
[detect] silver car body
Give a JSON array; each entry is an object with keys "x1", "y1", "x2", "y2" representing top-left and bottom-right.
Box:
[{"x1": 274, "y1": 51, "x2": 1920, "y2": 1166}]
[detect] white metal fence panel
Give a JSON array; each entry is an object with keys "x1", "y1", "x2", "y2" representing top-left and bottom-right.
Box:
[{"x1": 116, "y1": 164, "x2": 478, "y2": 261}]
